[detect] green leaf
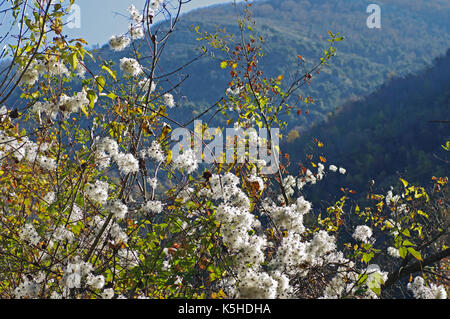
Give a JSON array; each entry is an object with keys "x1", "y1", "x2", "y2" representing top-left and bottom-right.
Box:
[
  {"x1": 366, "y1": 273, "x2": 384, "y2": 296},
  {"x1": 69, "y1": 52, "x2": 78, "y2": 70},
  {"x1": 96, "y1": 75, "x2": 106, "y2": 93},
  {"x1": 106, "y1": 92, "x2": 117, "y2": 100},
  {"x1": 399, "y1": 246, "x2": 407, "y2": 258},
  {"x1": 401, "y1": 229, "x2": 411, "y2": 237},
  {"x1": 86, "y1": 89, "x2": 97, "y2": 108},
  {"x1": 79, "y1": 104, "x2": 89, "y2": 118},
  {"x1": 417, "y1": 210, "x2": 429, "y2": 218},
  {"x1": 402, "y1": 239, "x2": 415, "y2": 247},
  {"x1": 407, "y1": 247, "x2": 423, "y2": 261},
  {"x1": 102, "y1": 65, "x2": 117, "y2": 81}
]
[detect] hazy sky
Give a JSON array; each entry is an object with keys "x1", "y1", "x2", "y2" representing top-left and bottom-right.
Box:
[{"x1": 65, "y1": 0, "x2": 244, "y2": 47}]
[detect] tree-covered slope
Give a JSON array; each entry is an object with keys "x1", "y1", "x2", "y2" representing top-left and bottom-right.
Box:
[
  {"x1": 90, "y1": 0, "x2": 450, "y2": 128},
  {"x1": 285, "y1": 49, "x2": 450, "y2": 205}
]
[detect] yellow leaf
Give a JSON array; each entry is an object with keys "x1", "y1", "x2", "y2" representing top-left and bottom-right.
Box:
[
  {"x1": 165, "y1": 150, "x2": 172, "y2": 166},
  {"x1": 102, "y1": 65, "x2": 117, "y2": 81},
  {"x1": 400, "y1": 178, "x2": 408, "y2": 188},
  {"x1": 79, "y1": 105, "x2": 89, "y2": 118},
  {"x1": 220, "y1": 61, "x2": 228, "y2": 69}
]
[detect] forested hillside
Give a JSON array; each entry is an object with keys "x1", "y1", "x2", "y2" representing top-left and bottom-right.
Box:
[
  {"x1": 286, "y1": 49, "x2": 450, "y2": 205},
  {"x1": 87, "y1": 0, "x2": 450, "y2": 129}
]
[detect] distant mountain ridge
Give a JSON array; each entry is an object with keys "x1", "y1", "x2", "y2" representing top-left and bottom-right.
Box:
[{"x1": 89, "y1": 0, "x2": 450, "y2": 130}]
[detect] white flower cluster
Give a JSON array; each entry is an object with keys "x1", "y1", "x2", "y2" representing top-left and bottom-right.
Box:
[
  {"x1": 46, "y1": 57, "x2": 70, "y2": 77},
  {"x1": 263, "y1": 197, "x2": 311, "y2": 235},
  {"x1": 52, "y1": 225, "x2": 75, "y2": 243},
  {"x1": 269, "y1": 230, "x2": 338, "y2": 295},
  {"x1": 352, "y1": 225, "x2": 373, "y2": 243},
  {"x1": 296, "y1": 163, "x2": 327, "y2": 191},
  {"x1": 0, "y1": 132, "x2": 56, "y2": 170},
  {"x1": 129, "y1": 24, "x2": 145, "y2": 40},
  {"x1": 205, "y1": 169, "x2": 394, "y2": 299},
  {"x1": 128, "y1": 4, "x2": 143, "y2": 23},
  {"x1": 172, "y1": 148, "x2": 198, "y2": 174},
  {"x1": 88, "y1": 215, "x2": 128, "y2": 247},
  {"x1": 109, "y1": 35, "x2": 131, "y2": 52},
  {"x1": 386, "y1": 188, "x2": 400, "y2": 206},
  {"x1": 215, "y1": 204, "x2": 263, "y2": 258},
  {"x1": 20, "y1": 63, "x2": 40, "y2": 86},
  {"x1": 0, "y1": 105, "x2": 8, "y2": 122},
  {"x1": 150, "y1": 0, "x2": 164, "y2": 12},
  {"x1": 329, "y1": 164, "x2": 346, "y2": 174},
  {"x1": 86, "y1": 274, "x2": 105, "y2": 289},
  {"x1": 120, "y1": 57, "x2": 144, "y2": 77},
  {"x1": 19, "y1": 56, "x2": 80, "y2": 87},
  {"x1": 163, "y1": 93, "x2": 175, "y2": 108},
  {"x1": 13, "y1": 273, "x2": 45, "y2": 298},
  {"x1": 105, "y1": 200, "x2": 128, "y2": 220},
  {"x1": 19, "y1": 223, "x2": 41, "y2": 245},
  {"x1": 31, "y1": 87, "x2": 94, "y2": 121},
  {"x1": 58, "y1": 89, "x2": 90, "y2": 116},
  {"x1": 85, "y1": 180, "x2": 109, "y2": 204},
  {"x1": 31, "y1": 100, "x2": 59, "y2": 120},
  {"x1": 138, "y1": 78, "x2": 157, "y2": 95},
  {"x1": 43, "y1": 191, "x2": 55, "y2": 205},
  {"x1": 145, "y1": 140, "x2": 166, "y2": 163},
  {"x1": 143, "y1": 200, "x2": 164, "y2": 214},
  {"x1": 117, "y1": 248, "x2": 140, "y2": 269},
  {"x1": 68, "y1": 205, "x2": 84, "y2": 222},
  {"x1": 109, "y1": 4, "x2": 146, "y2": 51},
  {"x1": 407, "y1": 276, "x2": 447, "y2": 299},
  {"x1": 64, "y1": 256, "x2": 94, "y2": 289},
  {"x1": 387, "y1": 246, "x2": 400, "y2": 258},
  {"x1": 115, "y1": 152, "x2": 140, "y2": 174},
  {"x1": 95, "y1": 137, "x2": 139, "y2": 174}
]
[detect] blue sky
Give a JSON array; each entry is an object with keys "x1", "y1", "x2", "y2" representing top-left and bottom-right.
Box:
[{"x1": 65, "y1": 0, "x2": 244, "y2": 47}]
